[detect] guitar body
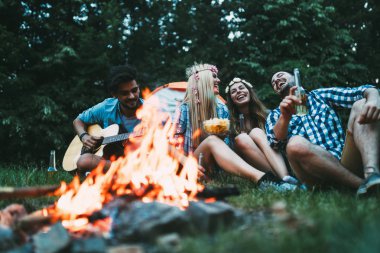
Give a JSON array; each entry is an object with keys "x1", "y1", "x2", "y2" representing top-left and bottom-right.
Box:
[{"x1": 62, "y1": 124, "x2": 119, "y2": 171}]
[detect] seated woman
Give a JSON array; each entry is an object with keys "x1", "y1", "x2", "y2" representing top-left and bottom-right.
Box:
[
  {"x1": 225, "y1": 77, "x2": 298, "y2": 184},
  {"x1": 173, "y1": 63, "x2": 297, "y2": 191}
]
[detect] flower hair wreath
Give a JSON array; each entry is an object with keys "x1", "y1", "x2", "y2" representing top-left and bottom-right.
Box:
[
  {"x1": 189, "y1": 65, "x2": 219, "y2": 104},
  {"x1": 225, "y1": 77, "x2": 253, "y2": 93},
  {"x1": 190, "y1": 65, "x2": 218, "y2": 81}
]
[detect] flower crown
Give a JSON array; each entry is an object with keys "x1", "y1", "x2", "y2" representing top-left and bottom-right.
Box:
[
  {"x1": 189, "y1": 65, "x2": 218, "y2": 81},
  {"x1": 225, "y1": 77, "x2": 253, "y2": 93}
]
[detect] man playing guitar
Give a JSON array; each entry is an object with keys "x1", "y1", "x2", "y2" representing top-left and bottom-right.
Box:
[{"x1": 73, "y1": 64, "x2": 143, "y2": 173}]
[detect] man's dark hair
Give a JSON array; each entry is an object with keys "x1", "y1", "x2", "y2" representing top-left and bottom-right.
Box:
[{"x1": 107, "y1": 65, "x2": 137, "y2": 93}]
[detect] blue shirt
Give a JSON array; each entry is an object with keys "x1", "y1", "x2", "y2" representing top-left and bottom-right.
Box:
[
  {"x1": 265, "y1": 85, "x2": 375, "y2": 159},
  {"x1": 174, "y1": 99, "x2": 230, "y2": 155},
  {"x1": 77, "y1": 98, "x2": 144, "y2": 133}
]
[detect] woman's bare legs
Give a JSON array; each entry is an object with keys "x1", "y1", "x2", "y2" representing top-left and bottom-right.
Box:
[
  {"x1": 234, "y1": 128, "x2": 289, "y2": 178},
  {"x1": 234, "y1": 133, "x2": 272, "y2": 172},
  {"x1": 193, "y1": 135, "x2": 265, "y2": 183},
  {"x1": 249, "y1": 128, "x2": 289, "y2": 178}
]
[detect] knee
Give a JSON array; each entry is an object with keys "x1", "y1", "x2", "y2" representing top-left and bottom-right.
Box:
[
  {"x1": 249, "y1": 128, "x2": 267, "y2": 144},
  {"x1": 286, "y1": 136, "x2": 311, "y2": 159},
  {"x1": 234, "y1": 133, "x2": 252, "y2": 150},
  {"x1": 350, "y1": 99, "x2": 366, "y2": 117},
  {"x1": 76, "y1": 153, "x2": 94, "y2": 172},
  {"x1": 202, "y1": 135, "x2": 224, "y2": 147}
]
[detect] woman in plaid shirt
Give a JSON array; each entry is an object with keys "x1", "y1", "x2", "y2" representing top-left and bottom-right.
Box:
[{"x1": 267, "y1": 71, "x2": 380, "y2": 197}]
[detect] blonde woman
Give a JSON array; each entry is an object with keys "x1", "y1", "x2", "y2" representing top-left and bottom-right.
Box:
[
  {"x1": 226, "y1": 77, "x2": 298, "y2": 184},
  {"x1": 174, "y1": 63, "x2": 297, "y2": 191}
]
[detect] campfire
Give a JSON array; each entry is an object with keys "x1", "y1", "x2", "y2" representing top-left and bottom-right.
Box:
[
  {"x1": 46, "y1": 98, "x2": 205, "y2": 232},
  {"x1": 0, "y1": 96, "x2": 241, "y2": 252}
]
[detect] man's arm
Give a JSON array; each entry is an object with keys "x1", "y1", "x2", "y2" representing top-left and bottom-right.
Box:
[
  {"x1": 358, "y1": 88, "x2": 380, "y2": 124},
  {"x1": 73, "y1": 118, "x2": 103, "y2": 150},
  {"x1": 273, "y1": 86, "x2": 301, "y2": 141}
]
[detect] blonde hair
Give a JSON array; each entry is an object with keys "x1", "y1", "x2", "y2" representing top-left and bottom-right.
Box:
[{"x1": 183, "y1": 63, "x2": 218, "y2": 148}]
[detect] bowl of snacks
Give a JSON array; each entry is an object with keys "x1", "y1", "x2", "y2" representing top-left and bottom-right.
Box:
[{"x1": 203, "y1": 118, "x2": 230, "y2": 135}]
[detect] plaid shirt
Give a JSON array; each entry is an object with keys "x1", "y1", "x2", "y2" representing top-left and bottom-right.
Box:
[
  {"x1": 265, "y1": 85, "x2": 375, "y2": 159},
  {"x1": 174, "y1": 99, "x2": 230, "y2": 155}
]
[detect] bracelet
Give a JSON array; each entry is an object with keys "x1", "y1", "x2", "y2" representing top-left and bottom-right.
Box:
[{"x1": 79, "y1": 132, "x2": 88, "y2": 141}]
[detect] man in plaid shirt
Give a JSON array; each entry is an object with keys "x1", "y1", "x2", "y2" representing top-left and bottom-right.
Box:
[{"x1": 266, "y1": 71, "x2": 380, "y2": 197}]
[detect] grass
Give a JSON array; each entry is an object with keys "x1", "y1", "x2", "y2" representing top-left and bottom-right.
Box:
[
  {"x1": 0, "y1": 163, "x2": 73, "y2": 211},
  {"x1": 180, "y1": 175, "x2": 380, "y2": 253},
  {"x1": 1, "y1": 164, "x2": 380, "y2": 253}
]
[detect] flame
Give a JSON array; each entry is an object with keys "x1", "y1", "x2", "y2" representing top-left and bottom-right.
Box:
[
  {"x1": 141, "y1": 87, "x2": 152, "y2": 99},
  {"x1": 192, "y1": 129, "x2": 201, "y2": 139},
  {"x1": 51, "y1": 98, "x2": 206, "y2": 232}
]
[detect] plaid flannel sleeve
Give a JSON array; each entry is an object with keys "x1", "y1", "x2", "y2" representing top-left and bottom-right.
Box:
[
  {"x1": 314, "y1": 84, "x2": 376, "y2": 108},
  {"x1": 217, "y1": 102, "x2": 231, "y2": 146},
  {"x1": 265, "y1": 109, "x2": 286, "y2": 150},
  {"x1": 173, "y1": 105, "x2": 186, "y2": 148}
]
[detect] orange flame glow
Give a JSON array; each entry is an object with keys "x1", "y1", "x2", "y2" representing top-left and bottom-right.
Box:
[{"x1": 51, "y1": 97, "x2": 205, "y2": 232}]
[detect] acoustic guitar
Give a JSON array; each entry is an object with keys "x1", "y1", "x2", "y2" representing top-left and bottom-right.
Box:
[{"x1": 62, "y1": 124, "x2": 142, "y2": 171}]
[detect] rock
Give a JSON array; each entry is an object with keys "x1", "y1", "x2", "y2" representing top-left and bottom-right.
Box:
[
  {"x1": 71, "y1": 236, "x2": 107, "y2": 253},
  {"x1": 107, "y1": 244, "x2": 145, "y2": 253},
  {"x1": 4, "y1": 243, "x2": 33, "y2": 253},
  {"x1": 112, "y1": 201, "x2": 191, "y2": 242},
  {"x1": 33, "y1": 223, "x2": 71, "y2": 253},
  {"x1": 156, "y1": 233, "x2": 181, "y2": 252},
  {"x1": 0, "y1": 226, "x2": 18, "y2": 251},
  {"x1": 187, "y1": 201, "x2": 237, "y2": 233}
]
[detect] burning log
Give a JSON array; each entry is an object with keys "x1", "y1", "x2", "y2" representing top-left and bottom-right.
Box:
[
  {"x1": 16, "y1": 214, "x2": 54, "y2": 234},
  {"x1": 0, "y1": 185, "x2": 60, "y2": 200}
]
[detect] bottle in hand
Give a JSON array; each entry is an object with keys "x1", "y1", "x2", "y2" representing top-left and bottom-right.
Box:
[{"x1": 293, "y1": 68, "x2": 308, "y2": 116}]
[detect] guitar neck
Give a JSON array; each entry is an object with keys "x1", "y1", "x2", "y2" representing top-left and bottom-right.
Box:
[{"x1": 102, "y1": 130, "x2": 142, "y2": 145}]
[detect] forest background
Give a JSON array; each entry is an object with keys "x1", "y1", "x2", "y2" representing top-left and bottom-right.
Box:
[{"x1": 0, "y1": 0, "x2": 379, "y2": 164}]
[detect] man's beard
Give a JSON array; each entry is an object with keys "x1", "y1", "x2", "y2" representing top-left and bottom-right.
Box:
[
  {"x1": 123, "y1": 99, "x2": 140, "y2": 110},
  {"x1": 279, "y1": 82, "x2": 295, "y2": 98}
]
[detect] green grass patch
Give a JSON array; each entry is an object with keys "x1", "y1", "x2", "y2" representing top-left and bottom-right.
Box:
[{"x1": 0, "y1": 163, "x2": 73, "y2": 211}]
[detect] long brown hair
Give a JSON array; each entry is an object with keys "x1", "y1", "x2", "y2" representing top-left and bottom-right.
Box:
[{"x1": 226, "y1": 79, "x2": 267, "y2": 136}]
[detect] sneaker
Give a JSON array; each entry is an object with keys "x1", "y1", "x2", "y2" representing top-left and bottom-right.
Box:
[
  {"x1": 258, "y1": 172, "x2": 298, "y2": 192},
  {"x1": 357, "y1": 172, "x2": 380, "y2": 197},
  {"x1": 259, "y1": 181, "x2": 298, "y2": 192},
  {"x1": 282, "y1": 175, "x2": 299, "y2": 185}
]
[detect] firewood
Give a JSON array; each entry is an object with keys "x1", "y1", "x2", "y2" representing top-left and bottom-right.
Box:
[
  {"x1": 196, "y1": 185, "x2": 240, "y2": 199},
  {"x1": 0, "y1": 185, "x2": 60, "y2": 199},
  {"x1": 0, "y1": 204, "x2": 27, "y2": 227},
  {"x1": 15, "y1": 212, "x2": 55, "y2": 233}
]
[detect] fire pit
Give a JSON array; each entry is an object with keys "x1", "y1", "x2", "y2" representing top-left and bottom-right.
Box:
[{"x1": 0, "y1": 102, "x2": 244, "y2": 252}]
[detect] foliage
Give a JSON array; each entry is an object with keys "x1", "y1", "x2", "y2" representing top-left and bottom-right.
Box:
[{"x1": 0, "y1": 0, "x2": 378, "y2": 162}]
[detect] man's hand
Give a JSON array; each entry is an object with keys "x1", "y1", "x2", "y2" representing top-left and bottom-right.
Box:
[
  {"x1": 81, "y1": 134, "x2": 103, "y2": 150},
  {"x1": 279, "y1": 86, "x2": 301, "y2": 120},
  {"x1": 358, "y1": 89, "x2": 380, "y2": 124}
]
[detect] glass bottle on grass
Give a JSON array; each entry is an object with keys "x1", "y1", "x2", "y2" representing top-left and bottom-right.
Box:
[
  {"x1": 293, "y1": 68, "x2": 308, "y2": 116},
  {"x1": 47, "y1": 150, "x2": 57, "y2": 175}
]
